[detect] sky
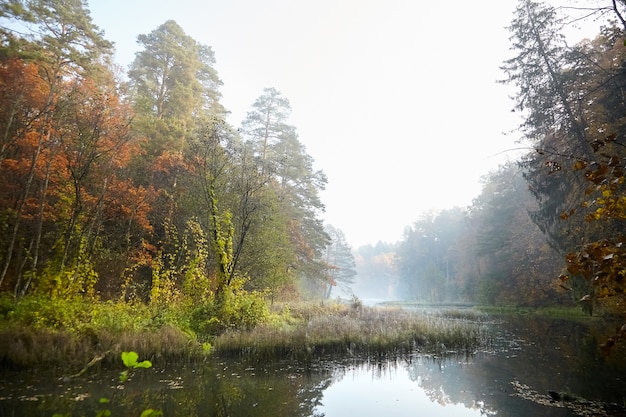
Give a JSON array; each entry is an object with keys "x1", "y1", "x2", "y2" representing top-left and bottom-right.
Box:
[{"x1": 87, "y1": 0, "x2": 603, "y2": 248}]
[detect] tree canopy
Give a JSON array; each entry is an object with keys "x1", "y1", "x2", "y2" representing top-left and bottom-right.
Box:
[{"x1": 0, "y1": 5, "x2": 337, "y2": 314}]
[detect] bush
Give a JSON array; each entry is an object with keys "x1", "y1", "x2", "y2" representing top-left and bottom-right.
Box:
[
  {"x1": 0, "y1": 293, "x2": 15, "y2": 319},
  {"x1": 1, "y1": 295, "x2": 93, "y2": 332},
  {"x1": 190, "y1": 286, "x2": 269, "y2": 336},
  {"x1": 90, "y1": 301, "x2": 154, "y2": 332}
]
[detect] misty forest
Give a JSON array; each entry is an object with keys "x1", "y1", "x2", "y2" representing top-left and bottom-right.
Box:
[{"x1": 2, "y1": 1, "x2": 626, "y2": 416}]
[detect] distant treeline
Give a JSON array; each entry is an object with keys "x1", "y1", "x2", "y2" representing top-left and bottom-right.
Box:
[{"x1": 354, "y1": 1, "x2": 626, "y2": 314}]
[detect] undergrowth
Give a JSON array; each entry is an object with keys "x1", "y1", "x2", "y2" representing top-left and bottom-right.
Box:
[{"x1": 0, "y1": 295, "x2": 492, "y2": 369}]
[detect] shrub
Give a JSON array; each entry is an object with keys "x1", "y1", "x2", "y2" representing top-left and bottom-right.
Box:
[
  {"x1": 1, "y1": 295, "x2": 93, "y2": 332},
  {"x1": 190, "y1": 285, "x2": 269, "y2": 336}
]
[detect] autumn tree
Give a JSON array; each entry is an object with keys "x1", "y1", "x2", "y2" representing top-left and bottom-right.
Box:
[
  {"x1": 554, "y1": 27, "x2": 626, "y2": 313},
  {"x1": 36, "y1": 78, "x2": 144, "y2": 298},
  {"x1": 503, "y1": 1, "x2": 626, "y2": 314},
  {"x1": 125, "y1": 21, "x2": 227, "y2": 301},
  {"x1": 0, "y1": 0, "x2": 115, "y2": 291},
  {"x1": 0, "y1": 58, "x2": 51, "y2": 292}
]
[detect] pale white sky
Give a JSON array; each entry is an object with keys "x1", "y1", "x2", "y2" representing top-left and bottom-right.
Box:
[{"x1": 88, "y1": 0, "x2": 602, "y2": 248}]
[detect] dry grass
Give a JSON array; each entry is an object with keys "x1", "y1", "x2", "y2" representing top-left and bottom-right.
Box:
[
  {"x1": 0, "y1": 324, "x2": 199, "y2": 371},
  {"x1": 213, "y1": 302, "x2": 489, "y2": 360},
  {"x1": 0, "y1": 300, "x2": 490, "y2": 370},
  {"x1": 0, "y1": 326, "x2": 93, "y2": 370}
]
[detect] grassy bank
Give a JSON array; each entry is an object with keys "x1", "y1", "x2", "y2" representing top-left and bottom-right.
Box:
[
  {"x1": 0, "y1": 296, "x2": 490, "y2": 372},
  {"x1": 213, "y1": 303, "x2": 490, "y2": 360}
]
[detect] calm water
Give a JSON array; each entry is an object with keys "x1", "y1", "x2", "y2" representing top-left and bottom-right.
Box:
[{"x1": 1, "y1": 315, "x2": 625, "y2": 416}]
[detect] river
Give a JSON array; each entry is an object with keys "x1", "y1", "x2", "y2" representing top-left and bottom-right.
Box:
[{"x1": 1, "y1": 314, "x2": 625, "y2": 416}]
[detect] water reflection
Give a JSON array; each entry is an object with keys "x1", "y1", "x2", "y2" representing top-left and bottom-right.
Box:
[
  {"x1": 317, "y1": 358, "x2": 494, "y2": 417},
  {"x1": 1, "y1": 316, "x2": 625, "y2": 416},
  {"x1": 317, "y1": 315, "x2": 626, "y2": 417}
]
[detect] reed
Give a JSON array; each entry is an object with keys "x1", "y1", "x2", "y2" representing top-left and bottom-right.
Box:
[
  {"x1": 0, "y1": 297, "x2": 490, "y2": 369},
  {"x1": 213, "y1": 302, "x2": 489, "y2": 361},
  {"x1": 0, "y1": 324, "x2": 199, "y2": 370}
]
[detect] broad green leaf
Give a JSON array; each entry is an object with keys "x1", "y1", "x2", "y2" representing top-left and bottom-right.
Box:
[
  {"x1": 134, "y1": 360, "x2": 152, "y2": 369},
  {"x1": 121, "y1": 351, "x2": 138, "y2": 368}
]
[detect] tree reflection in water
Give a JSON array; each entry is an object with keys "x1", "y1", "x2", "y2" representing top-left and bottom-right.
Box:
[
  {"x1": 1, "y1": 316, "x2": 625, "y2": 416},
  {"x1": 317, "y1": 316, "x2": 626, "y2": 417}
]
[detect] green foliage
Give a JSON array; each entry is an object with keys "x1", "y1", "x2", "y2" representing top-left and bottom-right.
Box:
[
  {"x1": 477, "y1": 273, "x2": 503, "y2": 306},
  {"x1": 0, "y1": 294, "x2": 93, "y2": 331},
  {"x1": 30, "y1": 230, "x2": 100, "y2": 300},
  {"x1": 182, "y1": 219, "x2": 212, "y2": 302},
  {"x1": 240, "y1": 88, "x2": 330, "y2": 291},
  {"x1": 129, "y1": 19, "x2": 223, "y2": 129},
  {"x1": 190, "y1": 278, "x2": 269, "y2": 336},
  {"x1": 95, "y1": 408, "x2": 111, "y2": 417},
  {"x1": 0, "y1": 292, "x2": 15, "y2": 318},
  {"x1": 0, "y1": 0, "x2": 114, "y2": 74},
  {"x1": 0, "y1": 295, "x2": 189, "y2": 334},
  {"x1": 149, "y1": 249, "x2": 181, "y2": 306},
  {"x1": 90, "y1": 301, "x2": 153, "y2": 332},
  {"x1": 121, "y1": 350, "x2": 152, "y2": 369}
]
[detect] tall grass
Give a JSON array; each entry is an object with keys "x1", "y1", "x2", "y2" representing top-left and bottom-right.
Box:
[
  {"x1": 213, "y1": 302, "x2": 490, "y2": 361},
  {"x1": 0, "y1": 324, "x2": 199, "y2": 370},
  {"x1": 0, "y1": 296, "x2": 491, "y2": 370}
]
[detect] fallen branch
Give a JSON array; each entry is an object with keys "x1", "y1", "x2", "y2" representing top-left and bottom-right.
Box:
[{"x1": 63, "y1": 351, "x2": 110, "y2": 381}]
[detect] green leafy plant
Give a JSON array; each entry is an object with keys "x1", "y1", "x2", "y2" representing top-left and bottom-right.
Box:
[
  {"x1": 52, "y1": 351, "x2": 160, "y2": 416},
  {"x1": 119, "y1": 351, "x2": 152, "y2": 382}
]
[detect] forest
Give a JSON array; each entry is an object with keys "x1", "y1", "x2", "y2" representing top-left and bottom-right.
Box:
[
  {"x1": 0, "y1": 0, "x2": 358, "y2": 338},
  {"x1": 353, "y1": 1, "x2": 626, "y2": 316},
  {"x1": 1, "y1": 0, "x2": 626, "y2": 346}
]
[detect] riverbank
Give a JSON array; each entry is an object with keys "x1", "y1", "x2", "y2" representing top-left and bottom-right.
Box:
[
  {"x1": 0, "y1": 296, "x2": 490, "y2": 372},
  {"x1": 212, "y1": 302, "x2": 490, "y2": 360},
  {"x1": 3, "y1": 312, "x2": 625, "y2": 417}
]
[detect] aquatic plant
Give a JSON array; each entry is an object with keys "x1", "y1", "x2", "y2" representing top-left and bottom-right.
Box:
[
  {"x1": 119, "y1": 351, "x2": 152, "y2": 382},
  {"x1": 51, "y1": 351, "x2": 161, "y2": 417},
  {"x1": 212, "y1": 302, "x2": 489, "y2": 360}
]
